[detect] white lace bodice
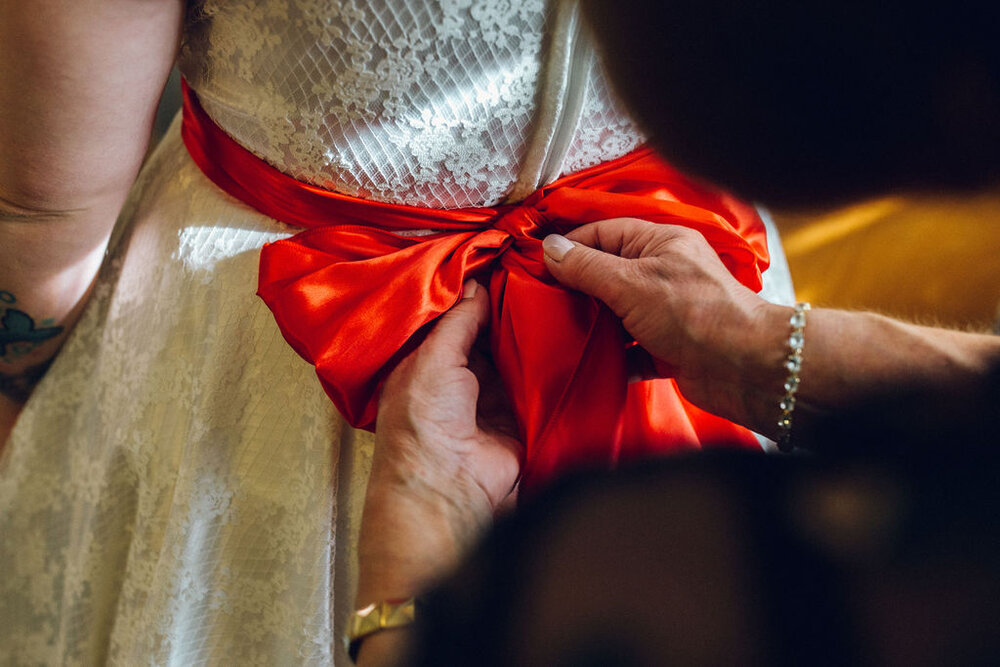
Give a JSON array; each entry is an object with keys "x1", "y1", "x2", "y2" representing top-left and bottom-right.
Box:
[
  {"x1": 179, "y1": 0, "x2": 643, "y2": 208},
  {"x1": 0, "y1": 2, "x2": 792, "y2": 664}
]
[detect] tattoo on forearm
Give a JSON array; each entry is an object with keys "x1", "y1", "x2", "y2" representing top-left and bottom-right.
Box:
[
  {"x1": 0, "y1": 291, "x2": 64, "y2": 361},
  {"x1": 0, "y1": 359, "x2": 54, "y2": 402}
]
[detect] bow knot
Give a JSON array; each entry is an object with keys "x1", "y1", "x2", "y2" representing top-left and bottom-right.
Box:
[
  {"x1": 493, "y1": 200, "x2": 548, "y2": 238},
  {"x1": 181, "y1": 78, "x2": 770, "y2": 493}
]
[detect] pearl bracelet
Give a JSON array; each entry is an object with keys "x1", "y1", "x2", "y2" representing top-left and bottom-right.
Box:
[{"x1": 776, "y1": 302, "x2": 810, "y2": 452}]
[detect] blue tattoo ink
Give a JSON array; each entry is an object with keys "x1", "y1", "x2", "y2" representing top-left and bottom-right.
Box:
[
  {"x1": 0, "y1": 308, "x2": 63, "y2": 357},
  {"x1": 0, "y1": 291, "x2": 15, "y2": 304}
]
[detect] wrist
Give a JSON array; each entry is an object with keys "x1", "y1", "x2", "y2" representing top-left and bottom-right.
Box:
[
  {"x1": 677, "y1": 288, "x2": 780, "y2": 382},
  {"x1": 353, "y1": 625, "x2": 413, "y2": 667},
  {"x1": 721, "y1": 299, "x2": 789, "y2": 381},
  {"x1": 677, "y1": 299, "x2": 803, "y2": 438},
  {"x1": 737, "y1": 302, "x2": 813, "y2": 439},
  {"x1": 774, "y1": 302, "x2": 812, "y2": 450},
  {"x1": 358, "y1": 458, "x2": 493, "y2": 605},
  {"x1": 354, "y1": 474, "x2": 485, "y2": 664},
  {"x1": 357, "y1": 486, "x2": 461, "y2": 598},
  {"x1": 347, "y1": 597, "x2": 418, "y2": 665}
]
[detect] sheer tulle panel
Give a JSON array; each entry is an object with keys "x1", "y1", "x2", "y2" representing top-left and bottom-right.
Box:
[{"x1": 181, "y1": 0, "x2": 551, "y2": 207}]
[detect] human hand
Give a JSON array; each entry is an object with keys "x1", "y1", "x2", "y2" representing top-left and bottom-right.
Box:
[
  {"x1": 356, "y1": 280, "x2": 522, "y2": 633},
  {"x1": 542, "y1": 217, "x2": 788, "y2": 434},
  {"x1": 371, "y1": 279, "x2": 521, "y2": 513}
]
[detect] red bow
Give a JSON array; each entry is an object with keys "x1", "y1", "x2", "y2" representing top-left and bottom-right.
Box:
[{"x1": 182, "y1": 80, "x2": 770, "y2": 491}]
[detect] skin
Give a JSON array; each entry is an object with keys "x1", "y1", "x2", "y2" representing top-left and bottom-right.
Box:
[
  {"x1": 0, "y1": 7, "x2": 510, "y2": 665},
  {"x1": 356, "y1": 281, "x2": 521, "y2": 666},
  {"x1": 541, "y1": 218, "x2": 1000, "y2": 439},
  {"x1": 358, "y1": 219, "x2": 999, "y2": 662},
  {"x1": 352, "y1": 2, "x2": 1000, "y2": 625},
  {"x1": 5, "y1": 3, "x2": 996, "y2": 663},
  {"x1": 0, "y1": 0, "x2": 185, "y2": 449}
]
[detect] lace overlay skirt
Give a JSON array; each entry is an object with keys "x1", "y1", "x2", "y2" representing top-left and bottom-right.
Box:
[
  {"x1": 0, "y1": 123, "x2": 794, "y2": 666},
  {"x1": 0, "y1": 118, "x2": 371, "y2": 665}
]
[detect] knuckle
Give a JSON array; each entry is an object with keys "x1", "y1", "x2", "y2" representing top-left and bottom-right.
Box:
[
  {"x1": 666, "y1": 228, "x2": 704, "y2": 253},
  {"x1": 671, "y1": 225, "x2": 702, "y2": 241}
]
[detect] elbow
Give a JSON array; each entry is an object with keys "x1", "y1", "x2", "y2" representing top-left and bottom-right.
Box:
[
  {"x1": 0, "y1": 187, "x2": 83, "y2": 221},
  {"x1": 0, "y1": 165, "x2": 131, "y2": 221}
]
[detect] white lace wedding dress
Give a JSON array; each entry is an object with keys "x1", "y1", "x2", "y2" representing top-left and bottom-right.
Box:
[{"x1": 0, "y1": 1, "x2": 793, "y2": 664}]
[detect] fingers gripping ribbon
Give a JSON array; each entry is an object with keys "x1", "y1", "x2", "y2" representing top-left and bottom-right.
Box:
[{"x1": 183, "y1": 80, "x2": 771, "y2": 492}]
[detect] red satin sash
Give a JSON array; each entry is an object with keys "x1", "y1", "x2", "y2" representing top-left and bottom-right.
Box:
[{"x1": 181, "y1": 80, "x2": 770, "y2": 492}]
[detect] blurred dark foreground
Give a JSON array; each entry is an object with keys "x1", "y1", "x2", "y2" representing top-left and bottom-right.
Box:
[{"x1": 411, "y1": 367, "x2": 1000, "y2": 666}]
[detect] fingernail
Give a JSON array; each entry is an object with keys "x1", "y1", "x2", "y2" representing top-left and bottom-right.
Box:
[
  {"x1": 542, "y1": 234, "x2": 575, "y2": 262},
  {"x1": 461, "y1": 279, "x2": 478, "y2": 299}
]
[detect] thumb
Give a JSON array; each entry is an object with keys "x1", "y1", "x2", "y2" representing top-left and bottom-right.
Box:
[
  {"x1": 423, "y1": 279, "x2": 490, "y2": 367},
  {"x1": 542, "y1": 234, "x2": 631, "y2": 311}
]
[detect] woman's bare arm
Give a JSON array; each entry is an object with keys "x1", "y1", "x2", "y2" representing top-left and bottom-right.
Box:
[
  {"x1": 542, "y1": 218, "x2": 1000, "y2": 441},
  {"x1": 0, "y1": 0, "x2": 185, "y2": 443},
  {"x1": 356, "y1": 283, "x2": 521, "y2": 666}
]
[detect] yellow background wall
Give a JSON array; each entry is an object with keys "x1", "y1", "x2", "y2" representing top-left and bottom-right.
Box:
[{"x1": 774, "y1": 190, "x2": 1000, "y2": 331}]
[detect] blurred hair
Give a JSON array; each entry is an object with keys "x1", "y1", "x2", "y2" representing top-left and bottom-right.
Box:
[{"x1": 581, "y1": 0, "x2": 1000, "y2": 207}]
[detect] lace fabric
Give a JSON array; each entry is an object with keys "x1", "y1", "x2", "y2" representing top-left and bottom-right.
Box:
[
  {"x1": 0, "y1": 1, "x2": 792, "y2": 664},
  {"x1": 0, "y1": 118, "x2": 377, "y2": 665},
  {"x1": 179, "y1": 0, "x2": 644, "y2": 208}
]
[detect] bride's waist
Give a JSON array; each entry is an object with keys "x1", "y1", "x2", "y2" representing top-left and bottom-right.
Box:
[
  {"x1": 190, "y1": 93, "x2": 530, "y2": 209},
  {"x1": 184, "y1": 87, "x2": 642, "y2": 211},
  {"x1": 211, "y1": 120, "x2": 529, "y2": 209}
]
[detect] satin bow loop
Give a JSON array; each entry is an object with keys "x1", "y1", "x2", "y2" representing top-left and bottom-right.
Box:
[
  {"x1": 259, "y1": 224, "x2": 514, "y2": 430},
  {"x1": 182, "y1": 79, "x2": 771, "y2": 493}
]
